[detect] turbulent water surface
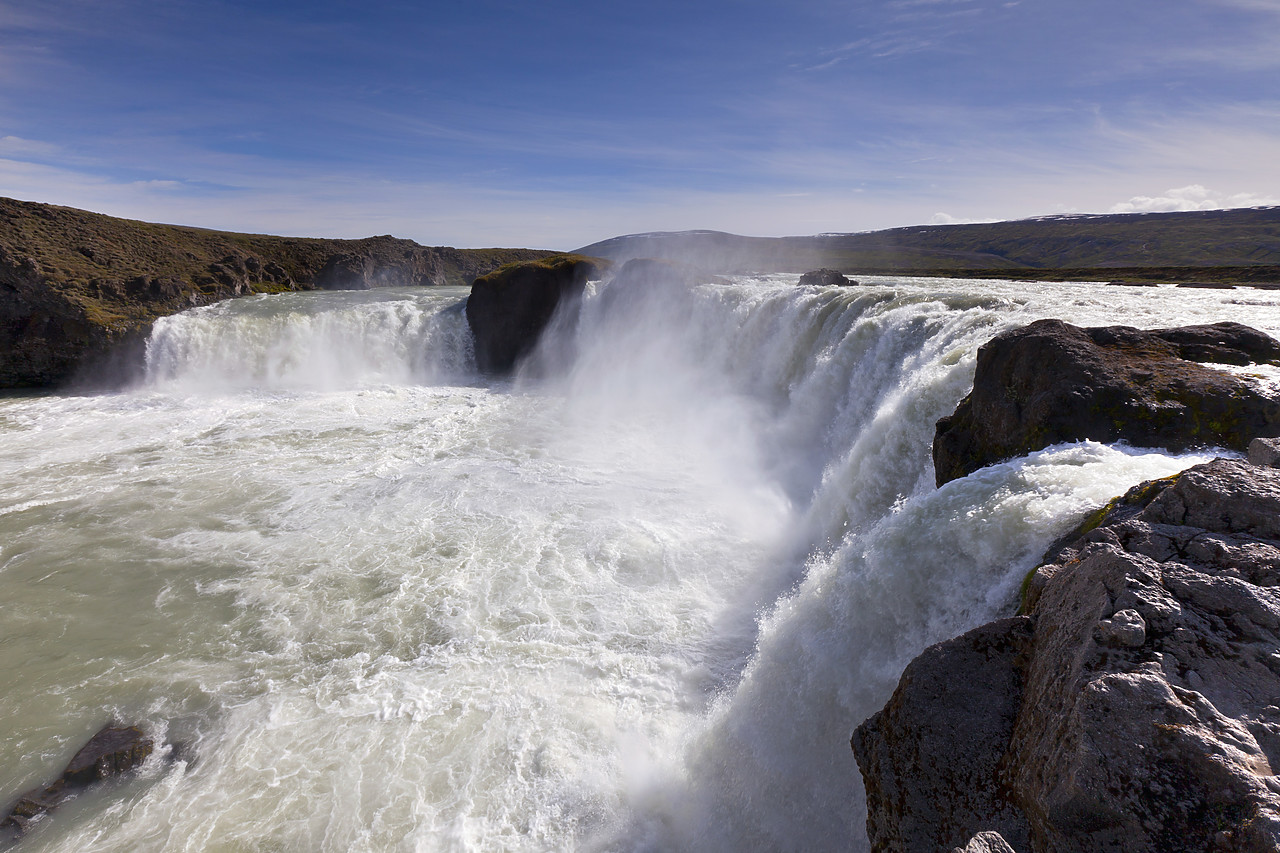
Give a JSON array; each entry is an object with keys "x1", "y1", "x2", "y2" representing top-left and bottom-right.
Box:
[{"x1": 3, "y1": 277, "x2": 1279, "y2": 852}]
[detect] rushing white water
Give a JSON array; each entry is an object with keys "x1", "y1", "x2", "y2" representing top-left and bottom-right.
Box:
[{"x1": 1, "y1": 277, "x2": 1278, "y2": 852}]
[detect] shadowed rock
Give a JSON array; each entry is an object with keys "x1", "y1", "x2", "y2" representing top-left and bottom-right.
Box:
[
  {"x1": 933, "y1": 319, "x2": 1280, "y2": 486},
  {"x1": 464, "y1": 255, "x2": 606, "y2": 374},
  {"x1": 853, "y1": 618, "x2": 1035, "y2": 853}
]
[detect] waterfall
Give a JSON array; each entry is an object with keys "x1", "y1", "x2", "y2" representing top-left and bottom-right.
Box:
[{"x1": 1, "y1": 275, "x2": 1276, "y2": 851}]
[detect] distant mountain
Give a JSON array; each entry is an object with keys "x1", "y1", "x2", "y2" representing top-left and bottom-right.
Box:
[{"x1": 577, "y1": 208, "x2": 1280, "y2": 280}]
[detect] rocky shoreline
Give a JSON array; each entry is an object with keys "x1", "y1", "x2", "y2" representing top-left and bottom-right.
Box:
[{"x1": 856, "y1": 319, "x2": 1280, "y2": 852}]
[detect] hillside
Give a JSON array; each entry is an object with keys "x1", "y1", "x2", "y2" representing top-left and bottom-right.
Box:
[
  {"x1": 577, "y1": 208, "x2": 1280, "y2": 283},
  {"x1": 0, "y1": 197, "x2": 554, "y2": 387}
]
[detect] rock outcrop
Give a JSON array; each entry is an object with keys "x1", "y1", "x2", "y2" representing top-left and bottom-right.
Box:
[
  {"x1": 799, "y1": 268, "x2": 856, "y2": 286},
  {"x1": 0, "y1": 197, "x2": 552, "y2": 388},
  {"x1": 854, "y1": 457, "x2": 1280, "y2": 852},
  {"x1": 2, "y1": 724, "x2": 154, "y2": 840},
  {"x1": 464, "y1": 254, "x2": 606, "y2": 374},
  {"x1": 933, "y1": 319, "x2": 1280, "y2": 486}
]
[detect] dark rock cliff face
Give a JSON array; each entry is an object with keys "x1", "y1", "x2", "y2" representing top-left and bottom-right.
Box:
[
  {"x1": 933, "y1": 319, "x2": 1280, "y2": 486},
  {"x1": 464, "y1": 255, "x2": 606, "y2": 375},
  {"x1": 854, "y1": 458, "x2": 1280, "y2": 853},
  {"x1": 0, "y1": 197, "x2": 552, "y2": 388}
]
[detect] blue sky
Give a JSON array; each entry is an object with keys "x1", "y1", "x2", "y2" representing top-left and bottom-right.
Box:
[{"x1": 1, "y1": 0, "x2": 1278, "y2": 248}]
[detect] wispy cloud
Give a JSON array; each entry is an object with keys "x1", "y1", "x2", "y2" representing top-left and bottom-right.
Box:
[{"x1": 1200, "y1": 0, "x2": 1280, "y2": 13}]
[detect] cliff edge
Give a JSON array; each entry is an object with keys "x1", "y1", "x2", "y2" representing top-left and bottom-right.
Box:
[{"x1": 0, "y1": 197, "x2": 552, "y2": 388}]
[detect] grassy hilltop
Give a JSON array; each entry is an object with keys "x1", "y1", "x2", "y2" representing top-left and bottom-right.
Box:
[{"x1": 578, "y1": 207, "x2": 1280, "y2": 285}]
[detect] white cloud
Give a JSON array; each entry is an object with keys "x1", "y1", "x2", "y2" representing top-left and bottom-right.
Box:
[{"x1": 1109, "y1": 184, "x2": 1280, "y2": 213}]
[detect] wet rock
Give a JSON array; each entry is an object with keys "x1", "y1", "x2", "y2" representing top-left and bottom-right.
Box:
[
  {"x1": 1, "y1": 724, "x2": 153, "y2": 839},
  {"x1": 799, "y1": 268, "x2": 855, "y2": 286},
  {"x1": 854, "y1": 459, "x2": 1280, "y2": 852},
  {"x1": 465, "y1": 254, "x2": 605, "y2": 374},
  {"x1": 61, "y1": 724, "x2": 154, "y2": 786},
  {"x1": 933, "y1": 319, "x2": 1280, "y2": 486}
]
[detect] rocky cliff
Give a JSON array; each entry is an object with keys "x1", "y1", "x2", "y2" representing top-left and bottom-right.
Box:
[{"x1": 0, "y1": 197, "x2": 552, "y2": 388}]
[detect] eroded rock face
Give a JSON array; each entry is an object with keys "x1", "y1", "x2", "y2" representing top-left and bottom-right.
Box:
[
  {"x1": 313, "y1": 237, "x2": 454, "y2": 290},
  {"x1": 464, "y1": 255, "x2": 605, "y2": 374},
  {"x1": 932, "y1": 319, "x2": 1280, "y2": 486},
  {"x1": 853, "y1": 458, "x2": 1280, "y2": 852}
]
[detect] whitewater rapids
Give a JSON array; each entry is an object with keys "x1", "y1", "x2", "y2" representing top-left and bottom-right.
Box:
[{"x1": 2, "y1": 276, "x2": 1278, "y2": 852}]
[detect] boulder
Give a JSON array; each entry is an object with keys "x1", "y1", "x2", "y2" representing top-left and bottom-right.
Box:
[
  {"x1": 1249, "y1": 437, "x2": 1280, "y2": 468},
  {"x1": 799, "y1": 268, "x2": 855, "y2": 287},
  {"x1": 1, "y1": 724, "x2": 153, "y2": 839},
  {"x1": 933, "y1": 319, "x2": 1280, "y2": 486},
  {"x1": 465, "y1": 254, "x2": 606, "y2": 374},
  {"x1": 853, "y1": 459, "x2": 1280, "y2": 852}
]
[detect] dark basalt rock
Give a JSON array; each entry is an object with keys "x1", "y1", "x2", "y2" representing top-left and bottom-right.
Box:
[
  {"x1": 932, "y1": 319, "x2": 1280, "y2": 486},
  {"x1": 464, "y1": 255, "x2": 606, "y2": 374},
  {"x1": 1, "y1": 724, "x2": 153, "y2": 840},
  {"x1": 854, "y1": 459, "x2": 1280, "y2": 852},
  {"x1": 799, "y1": 268, "x2": 855, "y2": 287}
]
